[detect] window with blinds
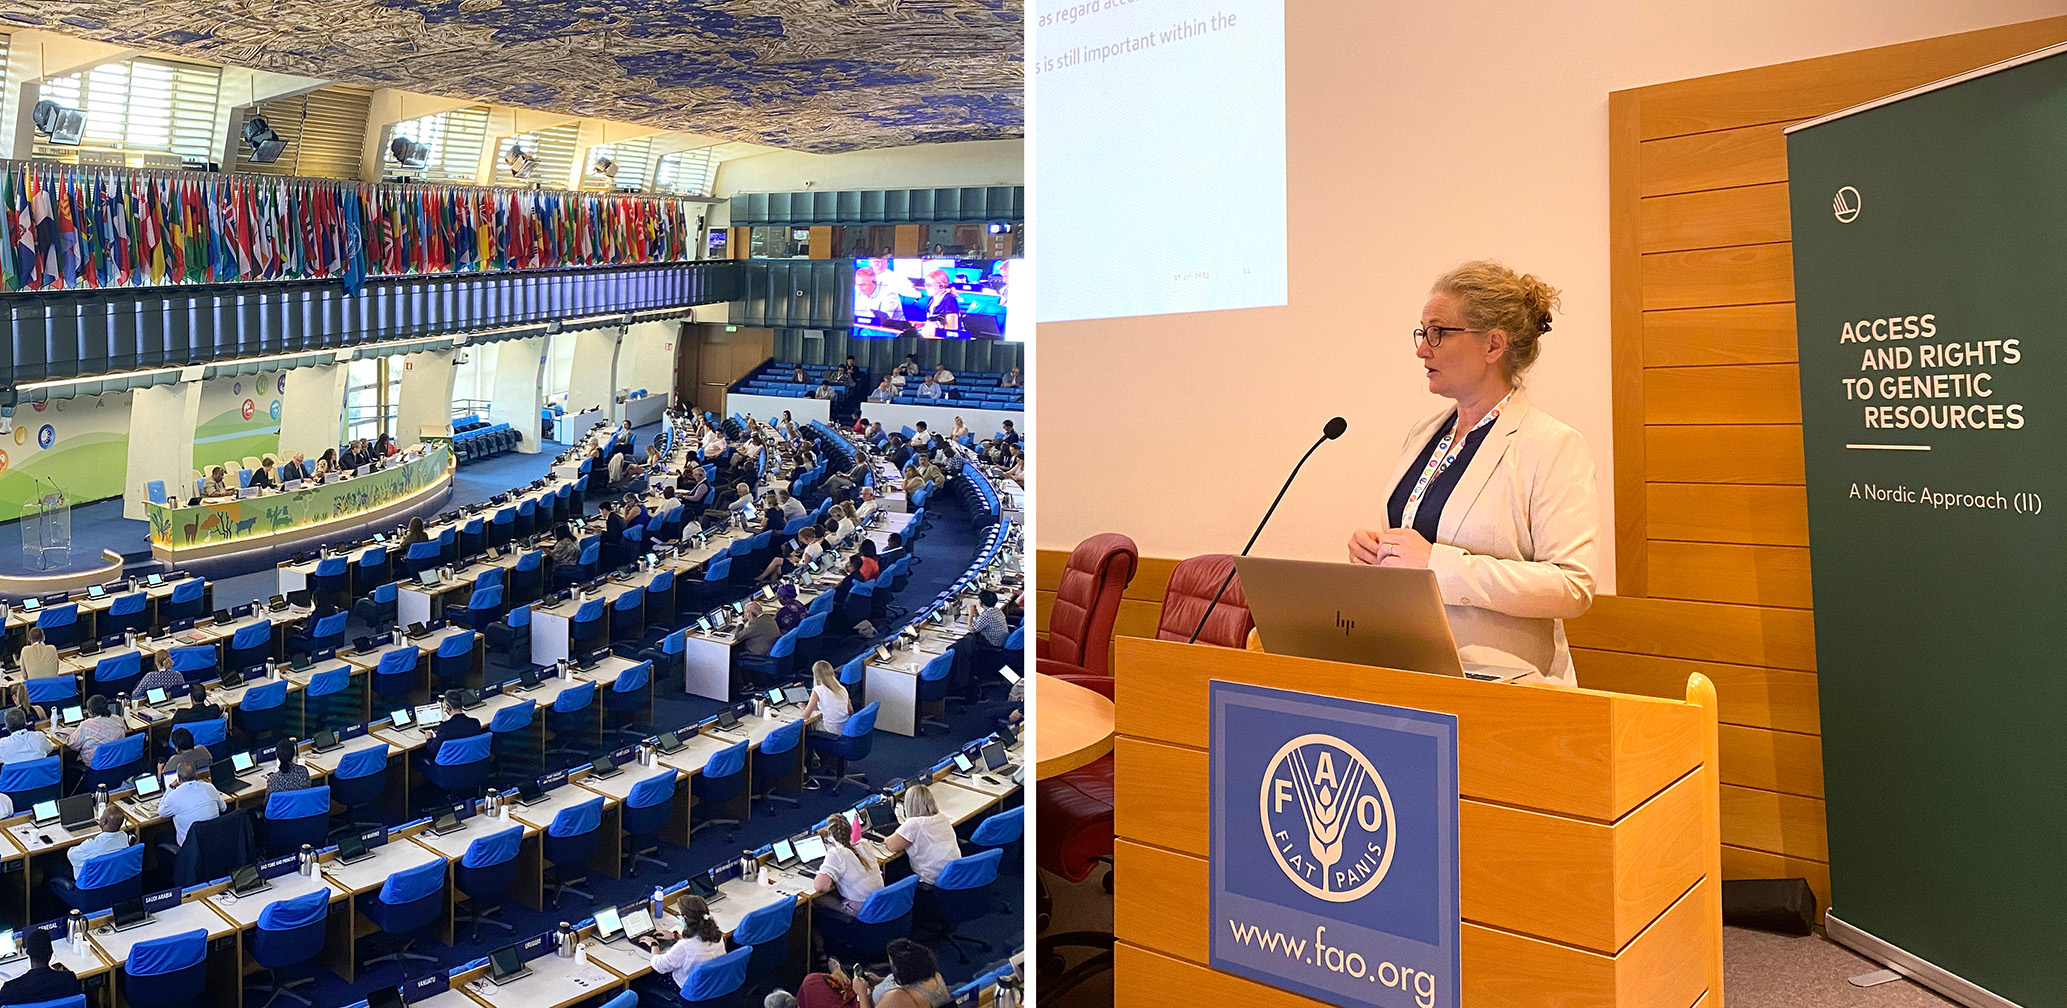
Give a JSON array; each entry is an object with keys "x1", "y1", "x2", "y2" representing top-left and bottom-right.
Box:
[
  {"x1": 385, "y1": 105, "x2": 490, "y2": 183},
  {"x1": 236, "y1": 82, "x2": 375, "y2": 178},
  {"x1": 33, "y1": 57, "x2": 223, "y2": 164},
  {"x1": 581, "y1": 136, "x2": 657, "y2": 192},
  {"x1": 654, "y1": 147, "x2": 720, "y2": 197},
  {"x1": 501, "y1": 121, "x2": 580, "y2": 189},
  {"x1": 0, "y1": 35, "x2": 10, "y2": 126}
]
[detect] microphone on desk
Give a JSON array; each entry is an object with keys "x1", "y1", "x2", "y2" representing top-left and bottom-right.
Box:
[{"x1": 1185, "y1": 416, "x2": 1347, "y2": 645}]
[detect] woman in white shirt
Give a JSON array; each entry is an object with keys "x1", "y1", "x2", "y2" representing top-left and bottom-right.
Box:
[
  {"x1": 811, "y1": 813, "x2": 884, "y2": 915},
  {"x1": 802, "y1": 661, "x2": 852, "y2": 738},
  {"x1": 830, "y1": 503, "x2": 858, "y2": 543},
  {"x1": 639, "y1": 895, "x2": 727, "y2": 991},
  {"x1": 884, "y1": 784, "x2": 961, "y2": 885}
]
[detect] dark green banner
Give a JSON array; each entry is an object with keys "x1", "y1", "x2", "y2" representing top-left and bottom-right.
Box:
[{"x1": 1789, "y1": 47, "x2": 2067, "y2": 1008}]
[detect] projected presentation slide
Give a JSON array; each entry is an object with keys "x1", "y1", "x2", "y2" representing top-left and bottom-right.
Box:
[
  {"x1": 1033, "y1": 0, "x2": 1286, "y2": 322},
  {"x1": 853, "y1": 258, "x2": 1016, "y2": 340}
]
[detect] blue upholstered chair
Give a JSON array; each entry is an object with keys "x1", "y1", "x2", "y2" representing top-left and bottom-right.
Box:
[
  {"x1": 509, "y1": 550, "x2": 544, "y2": 603},
  {"x1": 676, "y1": 946, "x2": 751, "y2": 1008},
  {"x1": 84, "y1": 734, "x2": 148, "y2": 792},
  {"x1": 452, "y1": 586, "x2": 504, "y2": 631},
  {"x1": 51, "y1": 842, "x2": 143, "y2": 914},
  {"x1": 309, "y1": 557, "x2": 350, "y2": 608},
  {"x1": 0, "y1": 755, "x2": 61, "y2": 808},
  {"x1": 568, "y1": 596, "x2": 607, "y2": 651},
  {"x1": 484, "y1": 605, "x2": 532, "y2": 667},
  {"x1": 25, "y1": 676, "x2": 77, "y2": 708},
  {"x1": 815, "y1": 875, "x2": 917, "y2": 964},
  {"x1": 487, "y1": 699, "x2": 537, "y2": 787},
  {"x1": 730, "y1": 897, "x2": 798, "y2": 998},
  {"x1": 750, "y1": 719, "x2": 803, "y2": 813},
  {"x1": 105, "y1": 591, "x2": 150, "y2": 634},
  {"x1": 261, "y1": 785, "x2": 331, "y2": 858},
  {"x1": 236, "y1": 681, "x2": 291, "y2": 744},
  {"x1": 431, "y1": 630, "x2": 478, "y2": 691},
  {"x1": 247, "y1": 887, "x2": 329, "y2": 1008},
  {"x1": 604, "y1": 660, "x2": 652, "y2": 739},
  {"x1": 121, "y1": 927, "x2": 209, "y2": 1008},
  {"x1": 359, "y1": 858, "x2": 445, "y2": 976},
  {"x1": 371, "y1": 647, "x2": 419, "y2": 703},
  {"x1": 354, "y1": 547, "x2": 392, "y2": 593},
  {"x1": 330, "y1": 742, "x2": 389, "y2": 831},
  {"x1": 806, "y1": 702, "x2": 878, "y2": 794},
  {"x1": 919, "y1": 848, "x2": 1006, "y2": 962},
  {"x1": 289, "y1": 611, "x2": 347, "y2": 656},
  {"x1": 36, "y1": 604, "x2": 80, "y2": 648},
  {"x1": 545, "y1": 681, "x2": 597, "y2": 760},
  {"x1": 455, "y1": 824, "x2": 524, "y2": 940},
  {"x1": 690, "y1": 738, "x2": 748, "y2": 841},
  {"x1": 419, "y1": 732, "x2": 492, "y2": 806},
  {"x1": 302, "y1": 666, "x2": 356, "y2": 736},
  {"x1": 170, "y1": 644, "x2": 217, "y2": 683},
  {"x1": 543, "y1": 795, "x2": 604, "y2": 909},
  {"x1": 621, "y1": 770, "x2": 676, "y2": 877},
  {"x1": 351, "y1": 581, "x2": 400, "y2": 627},
  {"x1": 165, "y1": 578, "x2": 208, "y2": 621},
  {"x1": 608, "y1": 589, "x2": 643, "y2": 642}
]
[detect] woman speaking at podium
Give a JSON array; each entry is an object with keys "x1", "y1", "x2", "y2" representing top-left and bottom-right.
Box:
[{"x1": 1347, "y1": 262, "x2": 1602, "y2": 685}]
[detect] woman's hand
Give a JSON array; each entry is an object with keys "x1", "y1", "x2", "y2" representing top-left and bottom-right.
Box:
[
  {"x1": 1348, "y1": 529, "x2": 1386, "y2": 565},
  {"x1": 1375, "y1": 528, "x2": 1434, "y2": 568}
]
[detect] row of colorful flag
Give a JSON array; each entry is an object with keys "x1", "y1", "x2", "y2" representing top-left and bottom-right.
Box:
[{"x1": 2, "y1": 163, "x2": 706, "y2": 296}]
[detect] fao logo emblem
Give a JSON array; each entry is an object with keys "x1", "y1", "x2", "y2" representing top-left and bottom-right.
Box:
[
  {"x1": 1833, "y1": 186, "x2": 1861, "y2": 223},
  {"x1": 1260, "y1": 733, "x2": 1397, "y2": 902},
  {"x1": 36, "y1": 425, "x2": 54, "y2": 450}
]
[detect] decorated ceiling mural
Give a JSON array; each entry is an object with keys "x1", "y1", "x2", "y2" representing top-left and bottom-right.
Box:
[{"x1": 0, "y1": 0, "x2": 1022, "y2": 154}]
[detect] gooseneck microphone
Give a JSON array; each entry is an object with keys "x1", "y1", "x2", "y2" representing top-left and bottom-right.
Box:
[{"x1": 1186, "y1": 416, "x2": 1348, "y2": 644}]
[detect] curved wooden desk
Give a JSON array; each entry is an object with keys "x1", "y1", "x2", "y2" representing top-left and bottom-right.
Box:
[
  {"x1": 144, "y1": 446, "x2": 453, "y2": 561},
  {"x1": 1035, "y1": 671, "x2": 1115, "y2": 779}
]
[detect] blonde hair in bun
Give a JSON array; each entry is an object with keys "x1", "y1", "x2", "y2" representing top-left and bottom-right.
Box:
[{"x1": 1431, "y1": 261, "x2": 1561, "y2": 383}]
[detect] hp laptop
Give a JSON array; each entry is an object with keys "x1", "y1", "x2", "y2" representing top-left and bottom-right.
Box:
[{"x1": 1234, "y1": 558, "x2": 1535, "y2": 682}]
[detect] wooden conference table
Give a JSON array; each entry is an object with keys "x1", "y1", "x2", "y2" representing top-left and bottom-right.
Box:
[{"x1": 1034, "y1": 672, "x2": 1113, "y2": 779}]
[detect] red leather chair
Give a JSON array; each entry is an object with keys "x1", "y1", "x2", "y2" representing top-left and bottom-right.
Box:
[
  {"x1": 1037, "y1": 533, "x2": 1138, "y2": 678},
  {"x1": 1036, "y1": 672, "x2": 1116, "y2": 999},
  {"x1": 1153, "y1": 553, "x2": 1255, "y2": 648}
]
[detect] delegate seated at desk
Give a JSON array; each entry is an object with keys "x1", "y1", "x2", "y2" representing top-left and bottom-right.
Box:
[
  {"x1": 19, "y1": 629, "x2": 59, "y2": 680},
  {"x1": 422, "y1": 691, "x2": 483, "y2": 762},
  {"x1": 198, "y1": 466, "x2": 233, "y2": 498},
  {"x1": 69, "y1": 808, "x2": 133, "y2": 875},
  {"x1": 172, "y1": 683, "x2": 223, "y2": 725},
  {"x1": 798, "y1": 939, "x2": 952, "y2": 1008},
  {"x1": 160, "y1": 763, "x2": 226, "y2": 847},
  {"x1": 0, "y1": 709, "x2": 55, "y2": 763},
  {"x1": 265, "y1": 741, "x2": 313, "y2": 792},
  {"x1": 135, "y1": 650, "x2": 185, "y2": 697},
  {"x1": 0, "y1": 930, "x2": 81, "y2": 1006},
  {"x1": 882, "y1": 785, "x2": 961, "y2": 885},
  {"x1": 249, "y1": 457, "x2": 280, "y2": 491},
  {"x1": 63, "y1": 697, "x2": 126, "y2": 765},
  {"x1": 278, "y1": 453, "x2": 310, "y2": 484},
  {"x1": 803, "y1": 662, "x2": 852, "y2": 741},
  {"x1": 809, "y1": 817, "x2": 883, "y2": 915},
  {"x1": 636, "y1": 895, "x2": 727, "y2": 994},
  {"x1": 164, "y1": 728, "x2": 212, "y2": 779}
]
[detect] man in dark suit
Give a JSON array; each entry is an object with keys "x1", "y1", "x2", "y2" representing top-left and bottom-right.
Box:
[
  {"x1": 278, "y1": 452, "x2": 309, "y2": 483},
  {"x1": 423, "y1": 690, "x2": 484, "y2": 762},
  {"x1": 876, "y1": 532, "x2": 910, "y2": 571},
  {"x1": 0, "y1": 929, "x2": 80, "y2": 1005},
  {"x1": 599, "y1": 501, "x2": 626, "y2": 549},
  {"x1": 170, "y1": 683, "x2": 223, "y2": 725}
]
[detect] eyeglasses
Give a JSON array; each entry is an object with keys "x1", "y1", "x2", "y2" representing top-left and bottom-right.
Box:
[{"x1": 1413, "y1": 325, "x2": 1484, "y2": 348}]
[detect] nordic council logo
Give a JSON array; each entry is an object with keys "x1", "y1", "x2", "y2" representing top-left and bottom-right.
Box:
[{"x1": 1262, "y1": 733, "x2": 1396, "y2": 901}]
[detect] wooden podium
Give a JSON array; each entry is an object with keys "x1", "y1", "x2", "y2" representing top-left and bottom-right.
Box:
[{"x1": 1108, "y1": 636, "x2": 1724, "y2": 1008}]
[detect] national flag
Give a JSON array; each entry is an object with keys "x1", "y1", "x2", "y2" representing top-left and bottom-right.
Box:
[
  {"x1": 183, "y1": 178, "x2": 210, "y2": 283},
  {"x1": 0, "y1": 168, "x2": 17, "y2": 291},
  {"x1": 341, "y1": 185, "x2": 367, "y2": 297},
  {"x1": 54, "y1": 177, "x2": 81, "y2": 287},
  {"x1": 140, "y1": 176, "x2": 164, "y2": 286},
  {"x1": 30, "y1": 171, "x2": 59, "y2": 288}
]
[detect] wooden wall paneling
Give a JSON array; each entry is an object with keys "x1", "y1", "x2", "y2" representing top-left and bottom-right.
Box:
[
  {"x1": 1634, "y1": 16, "x2": 2067, "y2": 140},
  {"x1": 1638, "y1": 121, "x2": 1798, "y2": 197},
  {"x1": 1717, "y1": 723, "x2": 1825, "y2": 798},
  {"x1": 1644, "y1": 364, "x2": 1802, "y2": 425},
  {"x1": 1566, "y1": 595, "x2": 1815, "y2": 671},
  {"x1": 1569, "y1": 649, "x2": 1820, "y2": 736},
  {"x1": 1638, "y1": 182, "x2": 1792, "y2": 252},
  {"x1": 1644, "y1": 542, "x2": 1812, "y2": 609},
  {"x1": 1638, "y1": 244, "x2": 1794, "y2": 310},
  {"x1": 1719, "y1": 785, "x2": 1828, "y2": 861},
  {"x1": 1643, "y1": 303, "x2": 1801, "y2": 367},
  {"x1": 1609, "y1": 88, "x2": 1649, "y2": 596},
  {"x1": 1644, "y1": 427, "x2": 1804, "y2": 485},
  {"x1": 1645, "y1": 484, "x2": 1807, "y2": 547}
]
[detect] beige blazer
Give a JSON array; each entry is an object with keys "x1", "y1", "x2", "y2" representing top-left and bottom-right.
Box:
[{"x1": 1380, "y1": 389, "x2": 1602, "y2": 685}]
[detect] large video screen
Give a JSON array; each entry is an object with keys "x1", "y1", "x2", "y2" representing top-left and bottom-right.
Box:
[{"x1": 852, "y1": 258, "x2": 1016, "y2": 341}]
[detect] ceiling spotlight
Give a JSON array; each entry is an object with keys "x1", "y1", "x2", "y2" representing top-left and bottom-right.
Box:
[
  {"x1": 242, "y1": 115, "x2": 287, "y2": 164},
  {"x1": 388, "y1": 135, "x2": 429, "y2": 169},
  {"x1": 502, "y1": 142, "x2": 537, "y2": 179},
  {"x1": 30, "y1": 100, "x2": 86, "y2": 146}
]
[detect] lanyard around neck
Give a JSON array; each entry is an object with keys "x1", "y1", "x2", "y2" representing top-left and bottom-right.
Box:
[{"x1": 1399, "y1": 391, "x2": 1512, "y2": 531}]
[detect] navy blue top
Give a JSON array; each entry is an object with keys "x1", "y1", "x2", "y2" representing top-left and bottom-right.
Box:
[{"x1": 1387, "y1": 414, "x2": 1496, "y2": 543}]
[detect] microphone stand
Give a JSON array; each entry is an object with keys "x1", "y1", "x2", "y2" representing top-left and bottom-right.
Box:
[{"x1": 1186, "y1": 428, "x2": 1338, "y2": 645}]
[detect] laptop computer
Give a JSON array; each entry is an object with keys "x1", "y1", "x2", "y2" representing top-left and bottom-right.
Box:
[
  {"x1": 56, "y1": 706, "x2": 84, "y2": 727},
  {"x1": 782, "y1": 685, "x2": 810, "y2": 706},
  {"x1": 56, "y1": 794, "x2": 95, "y2": 831},
  {"x1": 792, "y1": 834, "x2": 828, "y2": 872},
  {"x1": 287, "y1": 589, "x2": 313, "y2": 609},
  {"x1": 85, "y1": 584, "x2": 106, "y2": 600},
  {"x1": 414, "y1": 703, "x2": 446, "y2": 729},
  {"x1": 334, "y1": 831, "x2": 375, "y2": 865},
  {"x1": 230, "y1": 863, "x2": 271, "y2": 896},
  {"x1": 130, "y1": 772, "x2": 164, "y2": 811},
  {"x1": 109, "y1": 895, "x2": 153, "y2": 931},
  {"x1": 949, "y1": 752, "x2": 976, "y2": 777},
  {"x1": 428, "y1": 812, "x2": 465, "y2": 836},
  {"x1": 485, "y1": 943, "x2": 532, "y2": 985},
  {"x1": 859, "y1": 802, "x2": 894, "y2": 841},
  {"x1": 618, "y1": 907, "x2": 658, "y2": 944},
  {"x1": 0, "y1": 930, "x2": 22, "y2": 965},
  {"x1": 1234, "y1": 558, "x2": 1536, "y2": 682},
  {"x1": 591, "y1": 904, "x2": 627, "y2": 942}
]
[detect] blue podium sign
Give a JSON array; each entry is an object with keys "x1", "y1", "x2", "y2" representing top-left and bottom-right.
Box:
[{"x1": 1209, "y1": 681, "x2": 1460, "y2": 1008}]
